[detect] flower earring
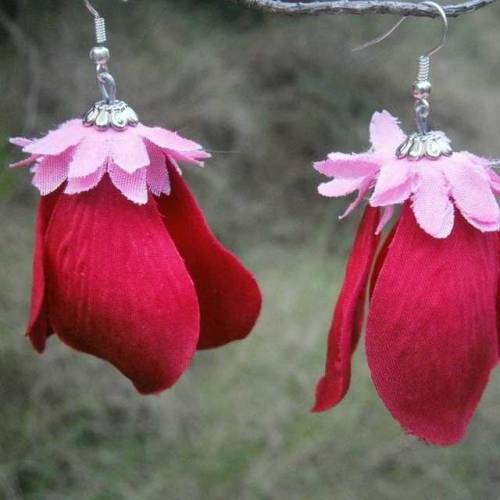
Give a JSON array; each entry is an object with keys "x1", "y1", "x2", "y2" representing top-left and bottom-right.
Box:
[
  {"x1": 312, "y1": 2, "x2": 499, "y2": 445},
  {"x1": 10, "y1": 1, "x2": 262, "y2": 394}
]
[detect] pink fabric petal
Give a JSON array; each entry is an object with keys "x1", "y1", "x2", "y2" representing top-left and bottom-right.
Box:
[
  {"x1": 167, "y1": 149, "x2": 211, "y2": 167},
  {"x1": 108, "y1": 164, "x2": 148, "y2": 205},
  {"x1": 24, "y1": 120, "x2": 86, "y2": 156},
  {"x1": 489, "y1": 170, "x2": 500, "y2": 194},
  {"x1": 111, "y1": 131, "x2": 150, "y2": 174},
  {"x1": 68, "y1": 135, "x2": 108, "y2": 178},
  {"x1": 340, "y1": 178, "x2": 372, "y2": 219},
  {"x1": 10, "y1": 155, "x2": 40, "y2": 169},
  {"x1": 32, "y1": 155, "x2": 70, "y2": 195},
  {"x1": 367, "y1": 206, "x2": 498, "y2": 445},
  {"x1": 442, "y1": 156, "x2": 500, "y2": 232},
  {"x1": 137, "y1": 124, "x2": 203, "y2": 152},
  {"x1": 318, "y1": 177, "x2": 365, "y2": 197},
  {"x1": 147, "y1": 145, "x2": 171, "y2": 196},
  {"x1": 375, "y1": 206, "x2": 395, "y2": 235},
  {"x1": 167, "y1": 156, "x2": 183, "y2": 175},
  {"x1": 369, "y1": 111, "x2": 407, "y2": 154},
  {"x1": 370, "y1": 161, "x2": 413, "y2": 206},
  {"x1": 315, "y1": 154, "x2": 379, "y2": 178},
  {"x1": 411, "y1": 168, "x2": 454, "y2": 238},
  {"x1": 10, "y1": 137, "x2": 33, "y2": 147},
  {"x1": 65, "y1": 165, "x2": 106, "y2": 195}
]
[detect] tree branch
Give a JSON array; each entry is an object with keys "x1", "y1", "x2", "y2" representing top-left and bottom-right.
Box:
[{"x1": 232, "y1": 0, "x2": 495, "y2": 17}]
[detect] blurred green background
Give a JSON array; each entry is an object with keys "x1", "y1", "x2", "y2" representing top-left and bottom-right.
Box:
[{"x1": 1, "y1": 1, "x2": 500, "y2": 499}]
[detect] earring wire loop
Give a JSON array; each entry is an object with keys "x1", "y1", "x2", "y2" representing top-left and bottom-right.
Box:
[
  {"x1": 83, "y1": 0, "x2": 100, "y2": 18},
  {"x1": 353, "y1": 2, "x2": 452, "y2": 159},
  {"x1": 352, "y1": 1, "x2": 448, "y2": 57}
]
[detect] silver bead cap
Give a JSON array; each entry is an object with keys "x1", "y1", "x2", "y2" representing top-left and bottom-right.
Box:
[
  {"x1": 396, "y1": 130, "x2": 453, "y2": 161},
  {"x1": 83, "y1": 100, "x2": 139, "y2": 131}
]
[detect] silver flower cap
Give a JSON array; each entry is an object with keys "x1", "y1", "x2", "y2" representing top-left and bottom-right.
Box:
[
  {"x1": 83, "y1": 100, "x2": 139, "y2": 131},
  {"x1": 396, "y1": 130, "x2": 453, "y2": 161}
]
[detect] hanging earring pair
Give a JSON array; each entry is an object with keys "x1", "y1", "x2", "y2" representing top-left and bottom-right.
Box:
[
  {"x1": 312, "y1": 2, "x2": 499, "y2": 446},
  {"x1": 10, "y1": 1, "x2": 262, "y2": 394}
]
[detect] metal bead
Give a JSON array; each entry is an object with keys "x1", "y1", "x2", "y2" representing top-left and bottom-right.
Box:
[
  {"x1": 413, "y1": 81, "x2": 432, "y2": 99},
  {"x1": 413, "y1": 80, "x2": 432, "y2": 100},
  {"x1": 89, "y1": 46, "x2": 110, "y2": 65}
]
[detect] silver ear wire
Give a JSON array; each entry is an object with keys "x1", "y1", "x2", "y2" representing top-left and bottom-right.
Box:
[
  {"x1": 82, "y1": 0, "x2": 139, "y2": 131},
  {"x1": 412, "y1": 1, "x2": 448, "y2": 135},
  {"x1": 84, "y1": 0, "x2": 107, "y2": 43},
  {"x1": 353, "y1": 1, "x2": 452, "y2": 160}
]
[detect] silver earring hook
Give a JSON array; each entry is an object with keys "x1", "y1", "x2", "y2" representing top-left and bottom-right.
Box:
[
  {"x1": 84, "y1": 0, "x2": 101, "y2": 18},
  {"x1": 352, "y1": 1, "x2": 448, "y2": 56},
  {"x1": 353, "y1": 2, "x2": 452, "y2": 160},
  {"x1": 82, "y1": 0, "x2": 139, "y2": 130},
  {"x1": 423, "y1": 1, "x2": 448, "y2": 57},
  {"x1": 83, "y1": 0, "x2": 107, "y2": 44}
]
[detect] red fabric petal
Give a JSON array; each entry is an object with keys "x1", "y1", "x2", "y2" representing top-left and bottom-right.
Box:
[
  {"x1": 367, "y1": 205, "x2": 498, "y2": 445},
  {"x1": 312, "y1": 206, "x2": 381, "y2": 412},
  {"x1": 44, "y1": 178, "x2": 200, "y2": 394},
  {"x1": 369, "y1": 221, "x2": 398, "y2": 299},
  {"x1": 27, "y1": 189, "x2": 62, "y2": 352},
  {"x1": 156, "y1": 164, "x2": 262, "y2": 350},
  {"x1": 498, "y1": 232, "x2": 500, "y2": 357}
]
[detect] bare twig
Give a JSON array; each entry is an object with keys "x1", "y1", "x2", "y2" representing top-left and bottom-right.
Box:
[{"x1": 232, "y1": 0, "x2": 495, "y2": 17}]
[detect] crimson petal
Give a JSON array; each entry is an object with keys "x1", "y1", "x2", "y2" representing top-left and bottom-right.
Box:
[
  {"x1": 312, "y1": 207, "x2": 381, "y2": 412},
  {"x1": 369, "y1": 221, "x2": 398, "y2": 299},
  {"x1": 44, "y1": 177, "x2": 200, "y2": 394},
  {"x1": 27, "y1": 189, "x2": 62, "y2": 352},
  {"x1": 367, "y1": 205, "x2": 498, "y2": 445},
  {"x1": 156, "y1": 164, "x2": 262, "y2": 350}
]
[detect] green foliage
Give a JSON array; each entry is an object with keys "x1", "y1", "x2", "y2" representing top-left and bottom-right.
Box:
[{"x1": 0, "y1": 137, "x2": 17, "y2": 200}]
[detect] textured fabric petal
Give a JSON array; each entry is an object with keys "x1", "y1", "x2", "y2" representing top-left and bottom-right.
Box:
[
  {"x1": 67, "y1": 135, "x2": 108, "y2": 178},
  {"x1": 315, "y1": 153, "x2": 379, "y2": 178},
  {"x1": 65, "y1": 166, "x2": 106, "y2": 195},
  {"x1": 111, "y1": 131, "x2": 150, "y2": 174},
  {"x1": 367, "y1": 206, "x2": 498, "y2": 445},
  {"x1": 108, "y1": 165, "x2": 148, "y2": 205},
  {"x1": 369, "y1": 111, "x2": 407, "y2": 154},
  {"x1": 24, "y1": 120, "x2": 85, "y2": 156},
  {"x1": 44, "y1": 178, "x2": 200, "y2": 394},
  {"x1": 339, "y1": 178, "x2": 372, "y2": 219},
  {"x1": 411, "y1": 168, "x2": 454, "y2": 238},
  {"x1": 10, "y1": 137, "x2": 33, "y2": 148},
  {"x1": 489, "y1": 170, "x2": 500, "y2": 194},
  {"x1": 312, "y1": 207, "x2": 381, "y2": 412},
  {"x1": 146, "y1": 145, "x2": 171, "y2": 196},
  {"x1": 26, "y1": 189, "x2": 62, "y2": 352},
  {"x1": 137, "y1": 124, "x2": 204, "y2": 152},
  {"x1": 32, "y1": 155, "x2": 70, "y2": 195},
  {"x1": 370, "y1": 162, "x2": 413, "y2": 206},
  {"x1": 167, "y1": 149, "x2": 211, "y2": 167},
  {"x1": 442, "y1": 157, "x2": 500, "y2": 232},
  {"x1": 375, "y1": 205, "x2": 395, "y2": 235},
  {"x1": 318, "y1": 177, "x2": 365, "y2": 197},
  {"x1": 167, "y1": 155, "x2": 183, "y2": 175},
  {"x1": 10, "y1": 155, "x2": 40, "y2": 169},
  {"x1": 156, "y1": 164, "x2": 262, "y2": 350}
]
